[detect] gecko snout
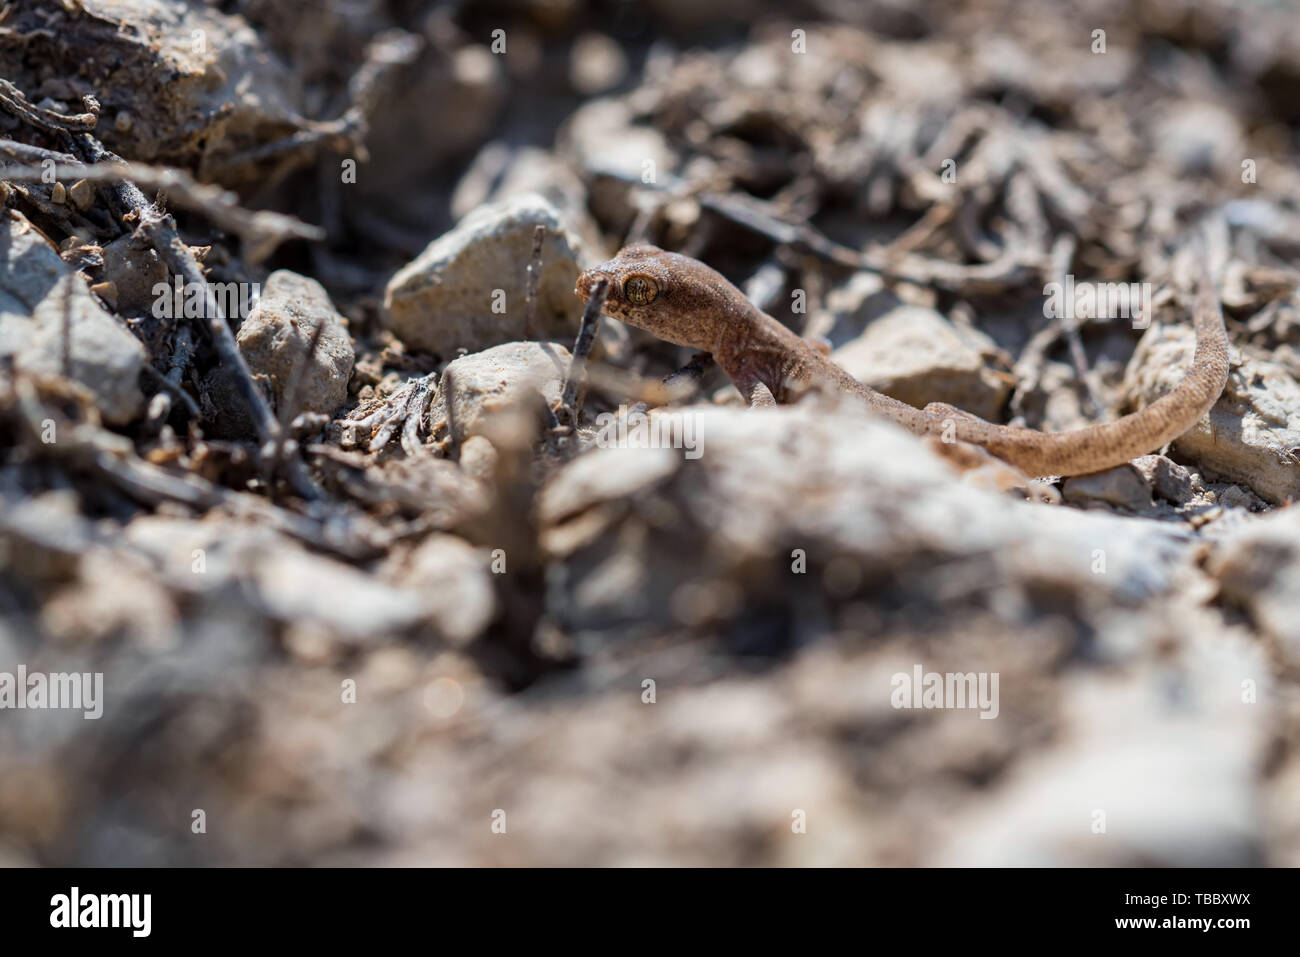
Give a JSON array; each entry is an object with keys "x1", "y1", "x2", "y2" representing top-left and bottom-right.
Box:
[{"x1": 575, "y1": 268, "x2": 610, "y2": 302}]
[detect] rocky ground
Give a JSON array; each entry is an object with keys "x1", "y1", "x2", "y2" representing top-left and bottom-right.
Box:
[{"x1": 1, "y1": 0, "x2": 1299, "y2": 866}]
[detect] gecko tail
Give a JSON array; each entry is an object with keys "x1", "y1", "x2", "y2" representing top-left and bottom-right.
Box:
[{"x1": 970, "y1": 269, "x2": 1229, "y2": 477}]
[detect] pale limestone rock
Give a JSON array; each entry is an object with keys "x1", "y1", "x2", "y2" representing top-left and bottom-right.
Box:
[
  {"x1": 1207, "y1": 508, "x2": 1300, "y2": 668},
  {"x1": 0, "y1": 212, "x2": 145, "y2": 424},
  {"x1": 236, "y1": 270, "x2": 354, "y2": 417},
  {"x1": 389, "y1": 535, "x2": 496, "y2": 646},
  {"x1": 1125, "y1": 324, "x2": 1300, "y2": 504},
  {"x1": 832, "y1": 304, "x2": 1011, "y2": 421},
  {"x1": 383, "y1": 194, "x2": 584, "y2": 356},
  {"x1": 428, "y1": 340, "x2": 572, "y2": 444},
  {"x1": 936, "y1": 630, "x2": 1268, "y2": 866}
]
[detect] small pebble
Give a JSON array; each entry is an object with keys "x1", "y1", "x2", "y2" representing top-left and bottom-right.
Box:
[{"x1": 69, "y1": 179, "x2": 94, "y2": 210}]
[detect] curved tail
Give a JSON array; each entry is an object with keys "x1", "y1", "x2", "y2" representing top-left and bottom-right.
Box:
[
  {"x1": 951, "y1": 269, "x2": 1229, "y2": 476},
  {"x1": 831, "y1": 266, "x2": 1230, "y2": 477}
]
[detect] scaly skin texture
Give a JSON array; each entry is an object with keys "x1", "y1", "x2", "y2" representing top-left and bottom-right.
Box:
[{"x1": 575, "y1": 243, "x2": 1231, "y2": 477}]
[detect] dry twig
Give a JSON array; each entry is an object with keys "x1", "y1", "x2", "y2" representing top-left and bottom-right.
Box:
[
  {"x1": 559, "y1": 277, "x2": 608, "y2": 427},
  {"x1": 0, "y1": 160, "x2": 324, "y2": 260}
]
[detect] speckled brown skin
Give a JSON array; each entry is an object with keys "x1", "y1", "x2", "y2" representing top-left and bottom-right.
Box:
[{"x1": 576, "y1": 243, "x2": 1230, "y2": 477}]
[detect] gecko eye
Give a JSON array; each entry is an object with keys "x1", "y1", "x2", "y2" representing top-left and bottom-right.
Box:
[{"x1": 622, "y1": 274, "x2": 658, "y2": 306}]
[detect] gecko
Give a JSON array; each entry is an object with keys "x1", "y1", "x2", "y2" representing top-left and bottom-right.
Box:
[{"x1": 574, "y1": 243, "x2": 1230, "y2": 477}]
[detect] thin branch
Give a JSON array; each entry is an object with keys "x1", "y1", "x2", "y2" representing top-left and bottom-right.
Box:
[
  {"x1": 60, "y1": 265, "x2": 73, "y2": 376},
  {"x1": 591, "y1": 163, "x2": 1034, "y2": 292},
  {"x1": 136, "y1": 205, "x2": 279, "y2": 442},
  {"x1": 269, "y1": 319, "x2": 327, "y2": 486},
  {"x1": 347, "y1": 372, "x2": 437, "y2": 455},
  {"x1": 0, "y1": 79, "x2": 98, "y2": 132},
  {"x1": 0, "y1": 137, "x2": 78, "y2": 166},
  {"x1": 560, "y1": 277, "x2": 608, "y2": 426},
  {"x1": 60, "y1": 128, "x2": 283, "y2": 465},
  {"x1": 0, "y1": 160, "x2": 324, "y2": 260},
  {"x1": 524, "y1": 224, "x2": 545, "y2": 339},
  {"x1": 7, "y1": 374, "x2": 376, "y2": 559},
  {"x1": 1049, "y1": 233, "x2": 1102, "y2": 416},
  {"x1": 167, "y1": 323, "x2": 194, "y2": 387},
  {"x1": 141, "y1": 363, "x2": 200, "y2": 417},
  {"x1": 441, "y1": 367, "x2": 460, "y2": 460}
]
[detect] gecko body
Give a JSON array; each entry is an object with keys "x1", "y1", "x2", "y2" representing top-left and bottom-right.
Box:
[{"x1": 575, "y1": 244, "x2": 1229, "y2": 477}]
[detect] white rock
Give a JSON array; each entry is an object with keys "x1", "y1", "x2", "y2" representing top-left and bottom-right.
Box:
[
  {"x1": 452, "y1": 144, "x2": 590, "y2": 225},
  {"x1": 569, "y1": 32, "x2": 629, "y2": 95},
  {"x1": 236, "y1": 270, "x2": 354, "y2": 416},
  {"x1": 559, "y1": 98, "x2": 678, "y2": 224},
  {"x1": 68, "y1": 0, "x2": 306, "y2": 166},
  {"x1": 450, "y1": 143, "x2": 604, "y2": 259},
  {"x1": 1154, "y1": 101, "x2": 1243, "y2": 177},
  {"x1": 428, "y1": 340, "x2": 572, "y2": 443},
  {"x1": 561, "y1": 98, "x2": 677, "y2": 183},
  {"x1": 252, "y1": 548, "x2": 428, "y2": 640},
  {"x1": 540, "y1": 403, "x2": 1195, "y2": 632},
  {"x1": 123, "y1": 516, "x2": 472, "y2": 642},
  {"x1": 0, "y1": 212, "x2": 145, "y2": 424},
  {"x1": 1207, "y1": 508, "x2": 1300, "y2": 668},
  {"x1": 390, "y1": 535, "x2": 496, "y2": 646},
  {"x1": 832, "y1": 304, "x2": 1012, "y2": 420},
  {"x1": 1125, "y1": 323, "x2": 1300, "y2": 504},
  {"x1": 383, "y1": 194, "x2": 585, "y2": 356},
  {"x1": 936, "y1": 630, "x2": 1268, "y2": 866}
]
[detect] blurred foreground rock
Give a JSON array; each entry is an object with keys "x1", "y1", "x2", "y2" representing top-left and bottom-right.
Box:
[{"x1": 1208, "y1": 509, "x2": 1300, "y2": 670}]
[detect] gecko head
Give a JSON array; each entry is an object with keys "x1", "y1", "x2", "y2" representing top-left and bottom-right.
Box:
[{"x1": 575, "y1": 243, "x2": 725, "y2": 351}]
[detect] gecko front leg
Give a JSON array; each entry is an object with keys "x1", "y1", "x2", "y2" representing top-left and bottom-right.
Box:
[
  {"x1": 719, "y1": 352, "x2": 781, "y2": 408},
  {"x1": 739, "y1": 376, "x2": 778, "y2": 408}
]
